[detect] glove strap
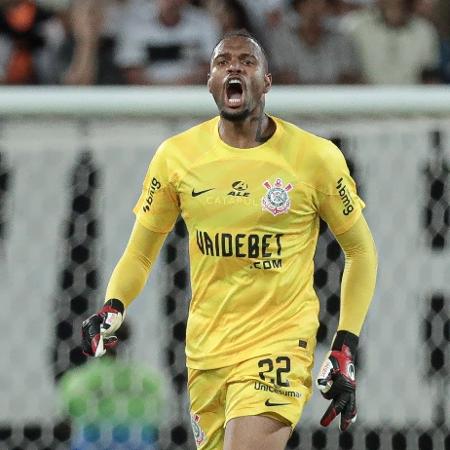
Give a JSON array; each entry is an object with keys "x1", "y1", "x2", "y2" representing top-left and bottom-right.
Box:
[
  {"x1": 332, "y1": 330, "x2": 358, "y2": 356},
  {"x1": 102, "y1": 298, "x2": 125, "y2": 315}
]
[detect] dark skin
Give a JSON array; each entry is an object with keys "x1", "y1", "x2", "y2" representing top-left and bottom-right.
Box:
[
  {"x1": 207, "y1": 36, "x2": 292, "y2": 450},
  {"x1": 207, "y1": 36, "x2": 276, "y2": 149}
]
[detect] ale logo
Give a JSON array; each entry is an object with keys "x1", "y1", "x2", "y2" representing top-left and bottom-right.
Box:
[{"x1": 228, "y1": 180, "x2": 250, "y2": 197}]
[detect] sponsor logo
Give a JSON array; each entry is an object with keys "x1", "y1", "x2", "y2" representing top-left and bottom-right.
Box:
[
  {"x1": 347, "y1": 362, "x2": 356, "y2": 381},
  {"x1": 336, "y1": 177, "x2": 354, "y2": 215},
  {"x1": 251, "y1": 259, "x2": 282, "y2": 270},
  {"x1": 104, "y1": 313, "x2": 115, "y2": 326},
  {"x1": 190, "y1": 412, "x2": 207, "y2": 448},
  {"x1": 318, "y1": 359, "x2": 333, "y2": 380},
  {"x1": 265, "y1": 399, "x2": 290, "y2": 407},
  {"x1": 262, "y1": 178, "x2": 293, "y2": 216},
  {"x1": 254, "y1": 381, "x2": 301, "y2": 398},
  {"x1": 206, "y1": 196, "x2": 258, "y2": 207},
  {"x1": 192, "y1": 188, "x2": 215, "y2": 197},
  {"x1": 143, "y1": 177, "x2": 161, "y2": 212},
  {"x1": 196, "y1": 230, "x2": 283, "y2": 258},
  {"x1": 228, "y1": 180, "x2": 250, "y2": 197}
]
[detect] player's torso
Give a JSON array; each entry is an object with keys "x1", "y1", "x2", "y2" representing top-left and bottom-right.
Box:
[
  {"x1": 166, "y1": 117, "x2": 325, "y2": 368},
  {"x1": 179, "y1": 155, "x2": 314, "y2": 262},
  {"x1": 168, "y1": 117, "x2": 321, "y2": 286}
]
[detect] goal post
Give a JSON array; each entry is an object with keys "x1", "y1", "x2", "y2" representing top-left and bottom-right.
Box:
[{"x1": 0, "y1": 86, "x2": 448, "y2": 450}]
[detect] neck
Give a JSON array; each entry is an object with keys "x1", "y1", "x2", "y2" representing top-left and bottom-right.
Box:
[{"x1": 218, "y1": 107, "x2": 275, "y2": 149}]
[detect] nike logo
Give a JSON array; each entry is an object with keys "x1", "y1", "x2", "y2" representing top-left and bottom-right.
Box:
[
  {"x1": 192, "y1": 188, "x2": 215, "y2": 197},
  {"x1": 265, "y1": 400, "x2": 290, "y2": 407}
]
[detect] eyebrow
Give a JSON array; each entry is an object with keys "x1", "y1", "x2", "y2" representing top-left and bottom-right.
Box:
[{"x1": 214, "y1": 52, "x2": 258, "y2": 61}]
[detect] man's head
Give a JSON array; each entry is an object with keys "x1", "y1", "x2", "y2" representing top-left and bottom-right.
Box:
[
  {"x1": 292, "y1": 0, "x2": 327, "y2": 22},
  {"x1": 157, "y1": 0, "x2": 186, "y2": 26},
  {"x1": 377, "y1": 0, "x2": 414, "y2": 27},
  {"x1": 207, "y1": 30, "x2": 272, "y2": 122}
]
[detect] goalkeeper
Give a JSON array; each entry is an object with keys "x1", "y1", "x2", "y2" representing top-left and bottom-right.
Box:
[{"x1": 82, "y1": 30, "x2": 377, "y2": 450}]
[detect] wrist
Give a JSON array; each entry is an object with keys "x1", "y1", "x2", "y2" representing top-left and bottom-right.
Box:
[
  {"x1": 99, "y1": 299, "x2": 126, "y2": 335},
  {"x1": 102, "y1": 298, "x2": 125, "y2": 314},
  {"x1": 332, "y1": 330, "x2": 358, "y2": 356}
]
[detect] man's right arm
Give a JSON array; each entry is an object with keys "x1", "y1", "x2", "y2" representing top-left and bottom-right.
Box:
[
  {"x1": 105, "y1": 220, "x2": 168, "y2": 306},
  {"x1": 82, "y1": 140, "x2": 179, "y2": 356},
  {"x1": 81, "y1": 220, "x2": 168, "y2": 356}
]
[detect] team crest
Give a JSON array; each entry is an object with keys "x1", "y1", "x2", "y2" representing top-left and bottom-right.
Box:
[
  {"x1": 190, "y1": 412, "x2": 207, "y2": 448},
  {"x1": 262, "y1": 178, "x2": 293, "y2": 216}
]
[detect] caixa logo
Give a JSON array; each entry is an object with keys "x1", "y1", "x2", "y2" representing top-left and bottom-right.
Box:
[
  {"x1": 142, "y1": 177, "x2": 161, "y2": 212},
  {"x1": 228, "y1": 180, "x2": 250, "y2": 197},
  {"x1": 336, "y1": 177, "x2": 354, "y2": 215}
]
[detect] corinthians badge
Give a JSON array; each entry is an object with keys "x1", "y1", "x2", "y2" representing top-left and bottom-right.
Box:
[
  {"x1": 190, "y1": 412, "x2": 207, "y2": 448},
  {"x1": 262, "y1": 178, "x2": 293, "y2": 216}
]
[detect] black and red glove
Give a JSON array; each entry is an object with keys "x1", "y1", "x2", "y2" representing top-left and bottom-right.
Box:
[
  {"x1": 316, "y1": 330, "x2": 358, "y2": 431},
  {"x1": 81, "y1": 299, "x2": 126, "y2": 357}
]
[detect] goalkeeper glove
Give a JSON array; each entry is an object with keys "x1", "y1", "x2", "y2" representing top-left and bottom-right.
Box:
[
  {"x1": 81, "y1": 299, "x2": 126, "y2": 357},
  {"x1": 316, "y1": 330, "x2": 358, "y2": 431}
]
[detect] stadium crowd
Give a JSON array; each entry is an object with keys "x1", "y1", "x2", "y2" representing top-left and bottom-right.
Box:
[{"x1": 0, "y1": 0, "x2": 449, "y2": 86}]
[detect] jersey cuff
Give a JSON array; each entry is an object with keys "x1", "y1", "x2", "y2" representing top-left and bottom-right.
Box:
[
  {"x1": 133, "y1": 212, "x2": 174, "y2": 235},
  {"x1": 331, "y1": 206, "x2": 363, "y2": 236}
]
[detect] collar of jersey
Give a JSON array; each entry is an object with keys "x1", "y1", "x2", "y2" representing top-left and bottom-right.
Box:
[{"x1": 213, "y1": 115, "x2": 283, "y2": 153}]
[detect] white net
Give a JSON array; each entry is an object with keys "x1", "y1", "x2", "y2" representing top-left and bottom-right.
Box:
[{"x1": 0, "y1": 92, "x2": 449, "y2": 449}]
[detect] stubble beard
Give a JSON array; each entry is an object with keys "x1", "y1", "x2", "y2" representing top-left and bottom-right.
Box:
[{"x1": 219, "y1": 107, "x2": 252, "y2": 122}]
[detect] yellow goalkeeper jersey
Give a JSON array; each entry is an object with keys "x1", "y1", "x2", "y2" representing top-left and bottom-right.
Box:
[{"x1": 133, "y1": 116, "x2": 364, "y2": 369}]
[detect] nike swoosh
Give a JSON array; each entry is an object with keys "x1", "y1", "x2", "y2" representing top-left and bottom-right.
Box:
[
  {"x1": 192, "y1": 188, "x2": 215, "y2": 197},
  {"x1": 265, "y1": 400, "x2": 290, "y2": 407}
]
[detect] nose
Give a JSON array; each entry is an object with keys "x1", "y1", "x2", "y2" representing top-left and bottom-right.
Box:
[{"x1": 227, "y1": 59, "x2": 243, "y2": 74}]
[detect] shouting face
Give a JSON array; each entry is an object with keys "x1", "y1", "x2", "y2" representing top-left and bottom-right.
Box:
[{"x1": 208, "y1": 36, "x2": 272, "y2": 122}]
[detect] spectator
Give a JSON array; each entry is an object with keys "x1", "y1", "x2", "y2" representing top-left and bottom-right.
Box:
[
  {"x1": 343, "y1": 0, "x2": 440, "y2": 84},
  {"x1": 434, "y1": 0, "x2": 450, "y2": 82},
  {"x1": 0, "y1": 0, "x2": 64, "y2": 84},
  {"x1": 115, "y1": 0, "x2": 219, "y2": 85},
  {"x1": 206, "y1": 0, "x2": 254, "y2": 36},
  {"x1": 325, "y1": 0, "x2": 373, "y2": 23},
  {"x1": 59, "y1": 0, "x2": 125, "y2": 85},
  {"x1": 413, "y1": 0, "x2": 435, "y2": 22},
  {"x1": 239, "y1": 0, "x2": 285, "y2": 48},
  {"x1": 267, "y1": 0, "x2": 362, "y2": 84}
]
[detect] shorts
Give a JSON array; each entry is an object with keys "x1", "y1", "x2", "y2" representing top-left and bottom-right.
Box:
[{"x1": 187, "y1": 349, "x2": 314, "y2": 450}]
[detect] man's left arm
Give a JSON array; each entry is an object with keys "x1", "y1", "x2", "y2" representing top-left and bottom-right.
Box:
[
  {"x1": 316, "y1": 214, "x2": 377, "y2": 431},
  {"x1": 335, "y1": 214, "x2": 378, "y2": 336},
  {"x1": 314, "y1": 142, "x2": 377, "y2": 431}
]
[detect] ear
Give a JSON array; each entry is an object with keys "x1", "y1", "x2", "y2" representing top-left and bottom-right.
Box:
[
  {"x1": 207, "y1": 72, "x2": 212, "y2": 92},
  {"x1": 263, "y1": 73, "x2": 272, "y2": 94}
]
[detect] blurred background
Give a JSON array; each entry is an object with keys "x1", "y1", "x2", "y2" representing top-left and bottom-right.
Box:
[{"x1": 0, "y1": 0, "x2": 449, "y2": 449}]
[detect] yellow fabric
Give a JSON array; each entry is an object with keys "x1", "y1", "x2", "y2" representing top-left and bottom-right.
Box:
[
  {"x1": 133, "y1": 115, "x2": 366, "y2": 369},
  {"x1": 105, "y1": 221, "x2": 167, "y2": 306},
  {"x1": 335, "y1": 215, "x2": 378, "y2": 336},
  {"x1": 188, "y1": 349, "x2": 313, "y2": 449}
]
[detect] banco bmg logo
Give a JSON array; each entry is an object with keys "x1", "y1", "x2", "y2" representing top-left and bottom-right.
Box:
[
  {"x1": 142, "y1": 177, "x2": 161, "y2": 212},
  {"x1": 336, "y1": 177, "x2": 354, "y2": 215}
]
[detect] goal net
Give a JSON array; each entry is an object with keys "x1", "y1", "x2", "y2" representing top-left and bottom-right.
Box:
[{"x1": 0, "y1": 86, "x2": 448, "y2": 450}]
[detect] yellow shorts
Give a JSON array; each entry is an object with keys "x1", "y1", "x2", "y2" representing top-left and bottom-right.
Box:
[{"x1": 188, "y1": 349, "x2": 314, "y2": 450}]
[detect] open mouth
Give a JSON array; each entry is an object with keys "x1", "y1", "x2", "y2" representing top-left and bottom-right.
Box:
[{"x1": 225, "y1": 78, "x2": 244, "y2": 108}]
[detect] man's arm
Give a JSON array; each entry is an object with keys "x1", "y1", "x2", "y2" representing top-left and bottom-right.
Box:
[
  {"x1": 334, "y1": 213, "x2": 378, "y2": 335},
  {"x1": 316, "y1": 213, "x2": 377, "y2": 430},
  {"x1": 81, "y1": 220, "x2": 168, "y2": 356},
  {"x1": 105, "y1": 220, "x2": 167, "y2": 305}
]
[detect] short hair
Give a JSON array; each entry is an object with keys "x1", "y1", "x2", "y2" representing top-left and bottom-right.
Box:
[{"x1": 211, "y1": 29, "x2": 269, "y2": 72}]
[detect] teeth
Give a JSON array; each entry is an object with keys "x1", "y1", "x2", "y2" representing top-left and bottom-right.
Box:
[{"x1": 229, "y1": 79, "x2": 241, "y2": 85}]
